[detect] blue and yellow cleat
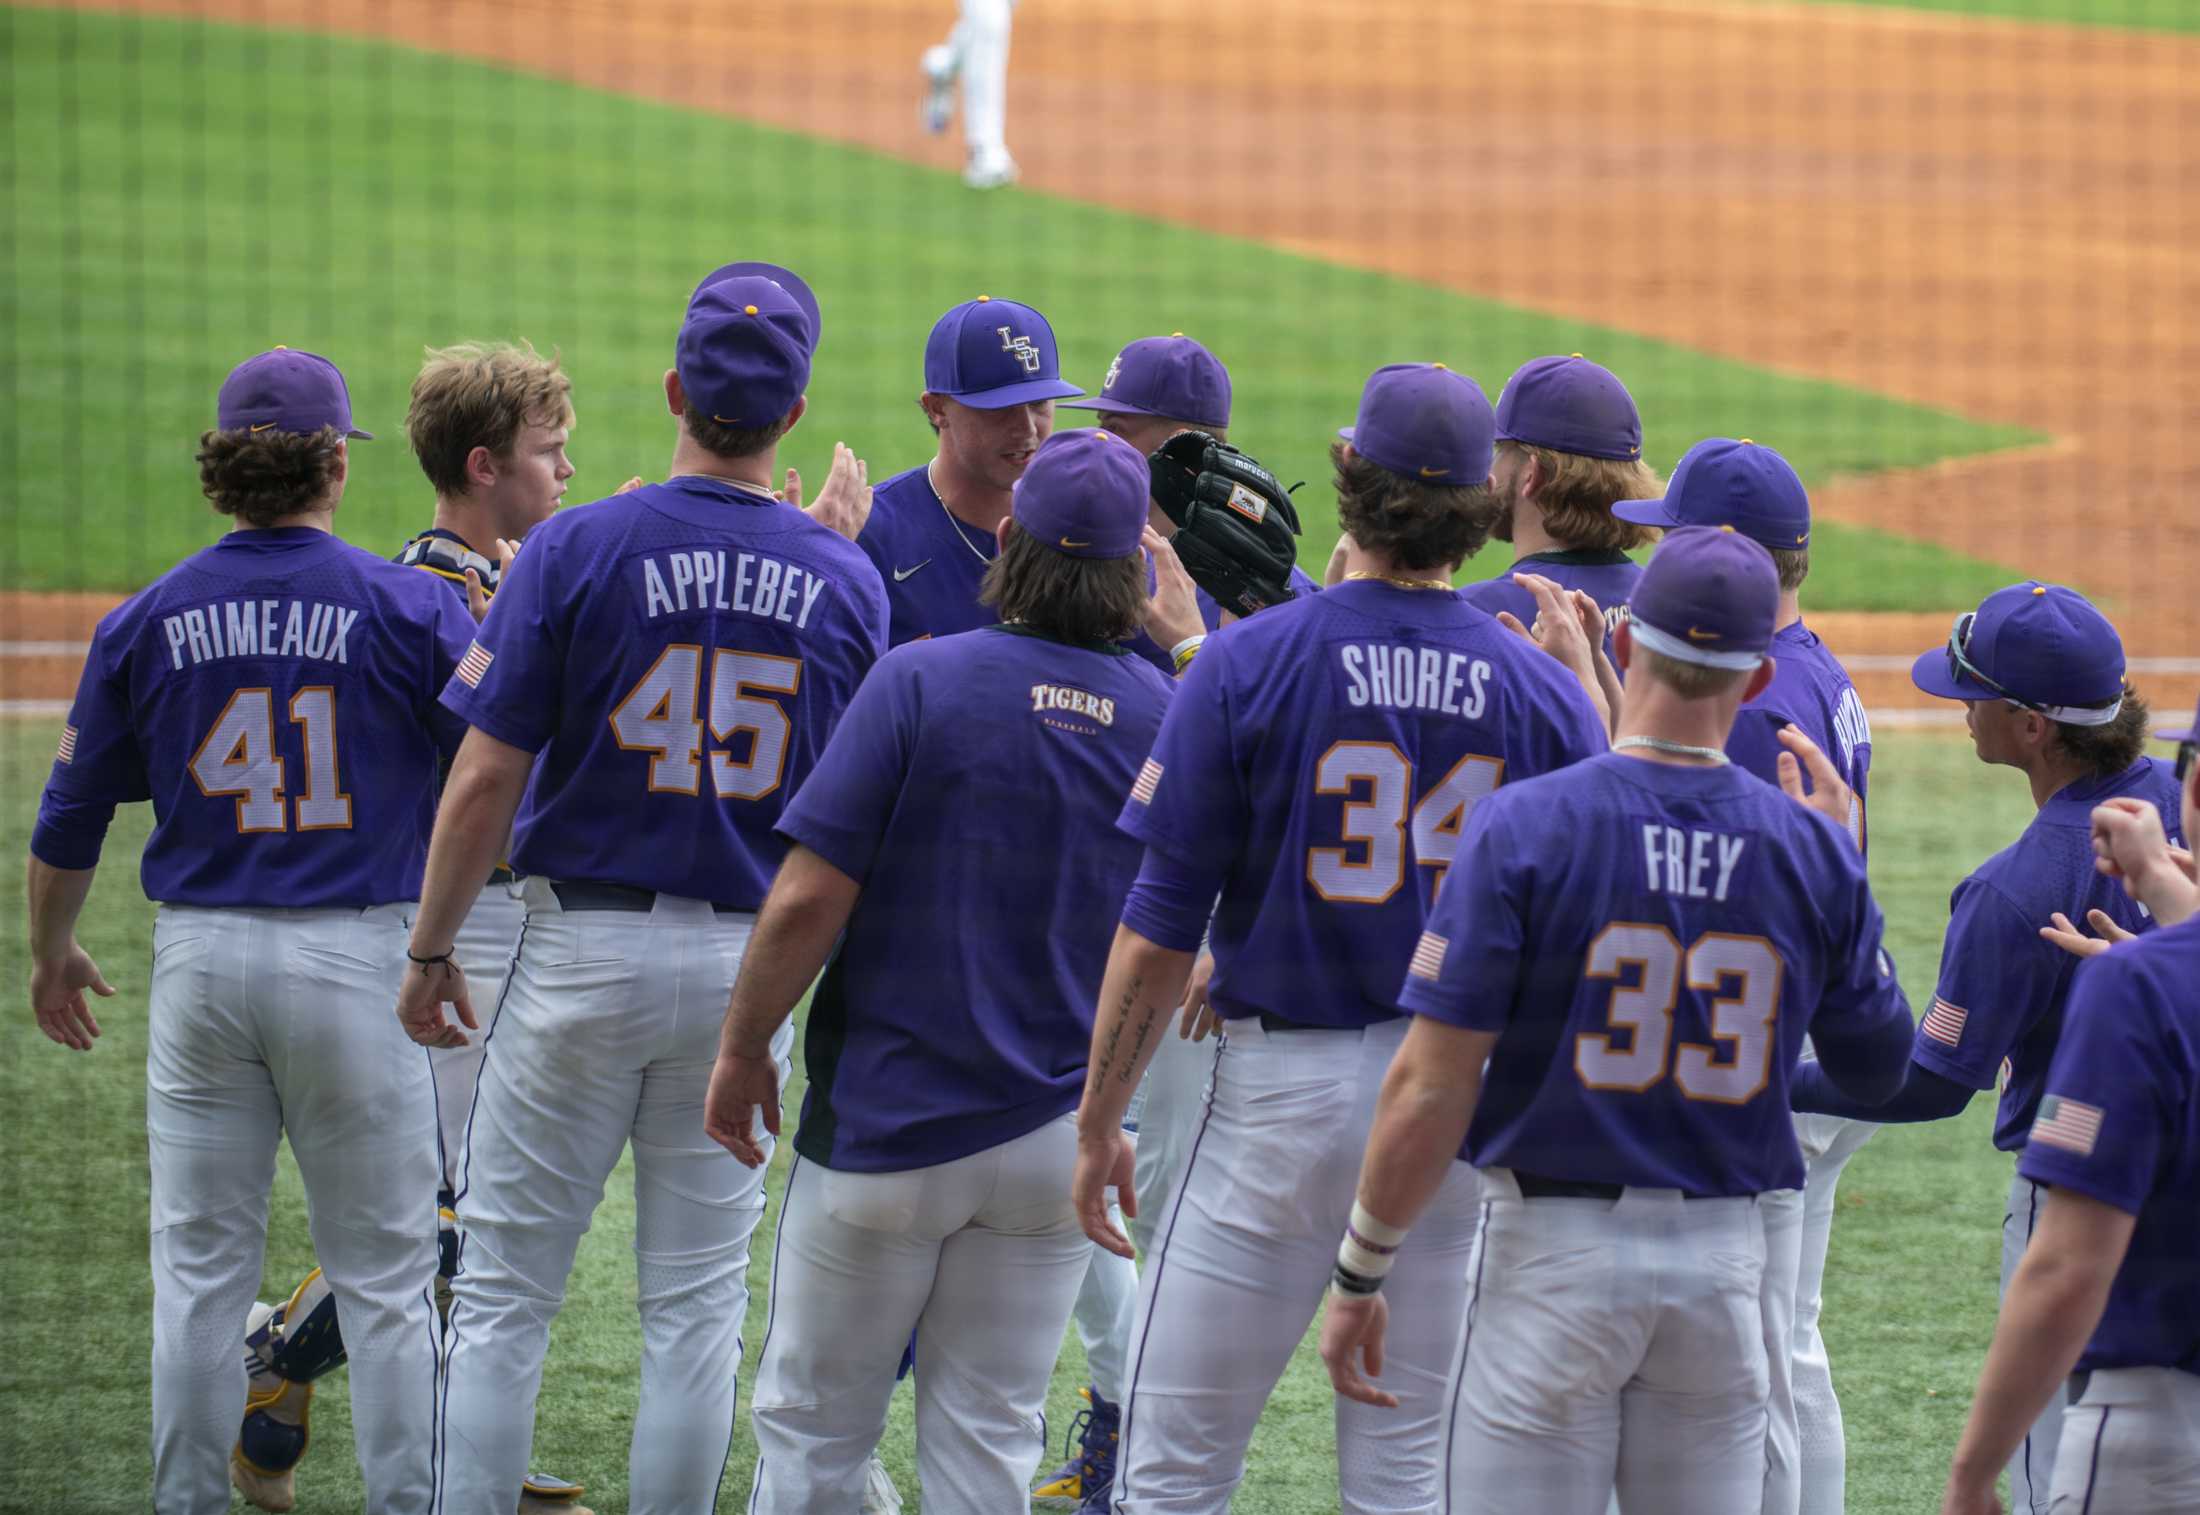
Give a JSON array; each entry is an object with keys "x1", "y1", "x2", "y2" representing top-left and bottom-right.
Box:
[{"x1": 1033, "y1": 1385, "x2": 1119, "y2": 1509}]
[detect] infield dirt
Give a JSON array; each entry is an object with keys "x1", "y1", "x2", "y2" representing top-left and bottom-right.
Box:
[{"x1": 25, "y1": 0, "x2": 2200, "y2": 716}]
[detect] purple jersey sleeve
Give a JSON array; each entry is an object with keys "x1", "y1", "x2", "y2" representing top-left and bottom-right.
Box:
[
  {"x1": 775, "y1": 651, "x2": 919, "y2": 884},
  {"x1": 1397, "y1": 801, "x2": 1526, "y2": 1031},
  {"x1": 1914, "y1": 878, "x2": 2058, "y2": 1090},
  {"x1": 30, "y1": 622, "x2": 149, "y2": 869},
  {"x1": 2017, "y1": 949, "x2": 2166, "y2": 1216},
  {"x1": 419, "y1": 585, "x2": 476, "y2": 763},
  {"x1": 1116, "y1": 633, "x2": 1250, "y2": 874},
  {"x1": 438, "y1": 530, "x2": 562, "y2": 752}
]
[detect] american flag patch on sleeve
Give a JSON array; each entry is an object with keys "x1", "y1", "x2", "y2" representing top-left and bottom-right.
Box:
[
  {"x1": 55, "y1": 724, "x2": 78, "y2": 764},
  {"x1": 1408, "y1": 931, "x2": 1448, "y2": 981},
  {"x1": 1921, "y1": 997, "x2": 1968, "y2": 1047},
  {"x1": 2030, "y1": 1094, "x2": 2104, "y2": 1158},
  {"x1": 454, "y1": 641, "x2": 495, "y2": 688},
  {"x1": 1129, "y1": 758, "x2": 1163, "y2": 806}
]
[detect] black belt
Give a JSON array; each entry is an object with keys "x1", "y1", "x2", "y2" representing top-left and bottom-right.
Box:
[
  {"x1": 1513, "y1": 1171, "x2": 1721, "y2": 1202},
  {"x1": 1258, "y1": 1012, "x2": 1324, "y2": 1033},
  {"x1": 547, "y1": 880, "x2": 749, "y2": 916},
  {"x1": 2067, "y1": 1370, "x2": 2091, "y2": 1406}
]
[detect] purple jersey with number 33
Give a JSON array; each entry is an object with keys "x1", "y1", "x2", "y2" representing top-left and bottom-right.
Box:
[{"x1": 440, "y1": 478, "x2": 888, "y2": 908}]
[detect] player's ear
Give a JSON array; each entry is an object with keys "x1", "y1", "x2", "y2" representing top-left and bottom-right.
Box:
[
  {"x1": 779, "y1": 395, "x2": 808, "y2": 437},
  {"x1": 995, "y1": 518, "x2": 1017, "y2": 554},
  {"x1": 464, "y1": 444, "x2": 497, "y2": 493},
  {"x1": 1612, "y1": 619, "x2": 1634, "y2": 675},
  {"x1": 664, "y1": 369, "x2": 685, "y2": 419},
  {"x1": 1742, "y1": 656, "x2": 1777, "y2": 704}
]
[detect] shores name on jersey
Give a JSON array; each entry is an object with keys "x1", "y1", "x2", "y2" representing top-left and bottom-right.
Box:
[{"x1": 1339, "y1": 642, "x2": 1492, "y2": 719}]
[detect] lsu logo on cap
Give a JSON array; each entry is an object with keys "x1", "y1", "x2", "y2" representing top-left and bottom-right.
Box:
[
  {"x1": 1103, "y1": 354, "x2": 1123, "y2": 391},
  {"x1": 998, "y1": 327, "x2": 1042, "y2": 374}
]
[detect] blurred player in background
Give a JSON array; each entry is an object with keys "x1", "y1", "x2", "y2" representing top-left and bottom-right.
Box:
[
  {"x1": 711, "y1": 429, "x2": 1176, "y2": 1512},
  {"x1": 857, "y1": 296, "x2": 1083, "y2": 647},
  {"x1": 920, "y1": 0, "x2": 1019, "y2": 187},
  {"x1": 26, "y1": 349, "x2": 470, "y2": 1515},
  {"x1": 1941, "y1": 697, "x2": 2200, "y2": 1515},
  {"x1": 225, "y1": 341, "x2": 590, "y2": 1514},
  {"x1": 1790, "y1": 582, "x2": 2185, "y2": 1515},
  {"x1": 1319, "y1": 527, "x2": 1914, "y2": 1514},
  {"x1": 396, "y1": 263, "x2": 887, "y2": 1515},
  {"x1": 1610, "y1": 436, "x2": 1873, "y2": 1514},
  {"x1": 1075, "y1": 363, "x2": 1609, "y2": 1514}
]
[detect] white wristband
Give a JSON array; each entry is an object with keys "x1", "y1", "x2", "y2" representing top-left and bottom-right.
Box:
[
  {"x1": 1170, "y1": 634, "x2": 1207, "y2": 673},
  {"x1": 1336, "y1": 1200, "x2": 1408, "y2": 1282}
]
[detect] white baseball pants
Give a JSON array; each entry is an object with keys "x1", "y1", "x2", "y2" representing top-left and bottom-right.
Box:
[
  {"x1": 1112, "y1": 1017, "x2": 1481, "y2": 1515},
  {"x1": 1129, "y1": 1028, "x2": 1217, "y2": 1260},
  {"x1": 2050, "y1": 1366, "x2": 2200, "y2": 1512},
  {"x1": 747, "y1": 1115, "x2": 1089, "y2": 1513},
  {"x1": 941, "y1": 0, "x2": 1013, "y2": 171},
  {"x1": 2005, "y1": 1171, "x2": 2065, "y2": 1514},
  {"x1": 1759, "y1": 1184, "x2": 1806, "y2": 1515},
  {"x1": 432, "y1": 877, "x2": 526, "y2": 1196},
  {"x1": 1448, "y1": 1170, "x2": 1770, "y2": 1515},
  {"x1": 1791, "y1": 1113, "x2": 1877, "y2": 1515},
  {"x1": 437, "y1": 889, "x2": 791, "y2": 1515},
  {"x1": 1067, "y1": 1197, "x2": 1140, "y2": 1403},
  {"x1": 147, "y1": 904, "x2": 441, "y2": 1515}
]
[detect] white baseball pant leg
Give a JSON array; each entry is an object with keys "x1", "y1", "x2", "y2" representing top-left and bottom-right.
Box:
[
  {"x1": 1759, "y1": 1185, "x2": 1805, "y2": 1515},
  {"x1": 148, "y1": 905, "x2": 440, "y2": 1515},
  {"x1": 957, "y1": 0, "x2": 1013, "y2": 171},
  {"x1": 432, "y1": 878, "x2": 526, "y2": 1196},
  {"x1": 1112, "y1": 1017, "x2": 1480, "y2": 1515},
  {"x1": 2049, "y1": 1366, "x2": 2200, "y2": 1513},
  {"x1": 748, "y1": 1116, "x2": 1090, "y2": 1513},
  {"x1": 1791, "y1": 1113, "x2": 1876, "y2": 1515},
  {"x1": 438, "y1": 892, "x2": 789, "y2": 1515},
  {"x1": 2004, "y1": 1170, "x2": 2064, "y2": 1514},
  {"x1": 1447, "y1": 1171, "x2": 1770, "y2": 1515},
  {"x1": 1069, "y1": 1199, "x2": 1140, "y2": 1403},
  {"x1": 1129, "y1": 1029, "x2": 1217, "y2": 1260}
]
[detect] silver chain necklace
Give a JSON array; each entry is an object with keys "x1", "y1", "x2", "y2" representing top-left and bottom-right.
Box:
[
  {"x1": 927, "y1": 460, "x2": 995, "y2": 565},
  {"x1": 1613, "y1": 735, "x2": 1730, "y2": 765}
]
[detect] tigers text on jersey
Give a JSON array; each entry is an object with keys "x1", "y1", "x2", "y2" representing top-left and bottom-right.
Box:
[
  {"x1": 1118, "y1": 580, "x2": 1607, "y2": 1030},
  {"x1": 777, "y1": 624, "x2": 1173, "y2": 1172},
  {"x1": 439, "y1": 477, "x2": 888, "y2": 908},
  {"x1": 32, "y1": 528, "x2": 474, "y2": 908},
  {"x1": 1724, "y1": 619, "x2": 1873, "y2": 848},
  {"x1": 1916, "y1": 758, "x2": 2185, "y2": 1151},
  {"x1": 855, "y1": 464, "x2": 999, "y2": 647},
  {"x1": 2019, "y1": 917, "x2": 2200, "y2": 1376},
  {"x1": 1399, "y1": 753, "x2": 1912, "y2": 1196}
]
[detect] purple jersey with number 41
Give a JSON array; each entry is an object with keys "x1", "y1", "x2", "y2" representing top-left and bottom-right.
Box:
[
  {"x1": 1119, "y1": 580, "x2": 1608, "y2": 1029},
  {"x1": 32, "y1": 528, "x2": 475, "y2": 907},
  {"x1": 440, "y1": 477, "x2": 888, "y2": 908},
  {"x1": 1400, "y1": 753, "x2": 1912, "y2": 1195}
]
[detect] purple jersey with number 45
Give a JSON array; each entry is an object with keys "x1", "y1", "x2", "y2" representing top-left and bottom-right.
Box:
[
  {"x1": 440, "y1": 477, "x2": 888, "y2": 908},
  {"x1": 1400, "y1": 753, "x2": 1912, "y2": 1195},
  {"x1": 32, "y1": 528, "x2": 475, "y2": 907},
  {"x1": 1119, "y1": 580, "x2": 1607, "y2": 1029}
]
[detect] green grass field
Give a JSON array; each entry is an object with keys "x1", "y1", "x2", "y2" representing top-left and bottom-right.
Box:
[
  {"x1": 0, "y1": 5, "x2": 2040, "y2": 609},
  {"x1": 0, "y1": 723, "x2": 2034, "y2": 1513},
  {"x1": 1785, "y1": 0, "x2": 2200, "y2": 30}
]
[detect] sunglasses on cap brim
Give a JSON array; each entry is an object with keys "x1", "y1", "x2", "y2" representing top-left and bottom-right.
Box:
[
  {"x1": 2179, "y1": 737, "x2": 2197, "y2": 784},
  {"x1": 1947, "y1": 612, "x2": 2048, "y2": 713}
]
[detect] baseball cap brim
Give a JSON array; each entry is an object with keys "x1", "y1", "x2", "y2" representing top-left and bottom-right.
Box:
[
  {"x1": 2159, "y1": 720, "x2": 2197, "y2": 742},
  {"x1": 1909, "y1": 647, "x2": 1997, "y2": 702},
  {"x1": 1059, "y1": 395, "x2": 1159, "y2": 415},
  {"x1": 940, "y1": 377, "x2": 1086, "y2": 410},
  {"x1": 345, "y1": 426, "x2": 374, "y2": 441},
  {"x1": 1611, "y1": 497, "x2": 1681, "y2": 528}
]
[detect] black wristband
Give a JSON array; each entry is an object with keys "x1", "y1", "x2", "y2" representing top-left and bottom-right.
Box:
[
  {"x1": 1331, "y1": 1263, "x2": 1383, "y2": 1297},
  {"x1": 406, "y1": 947, "x2": 456, "y2": 970}
]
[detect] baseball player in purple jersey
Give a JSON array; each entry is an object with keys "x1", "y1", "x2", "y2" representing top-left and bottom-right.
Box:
[
  {"x1": 1942, "y1": 697, "x2": 2200, "y2": 1515},
  {"x1": 702, "y1": 428, "x2": 1175, "y2": 1512},
  {"x1": 1319, "y1": 527, "x2": 1914, "y2": 1514},
  {"x1": 393, "y1": 263, "x2": 888, "y2": 1515},
  {"x1": 1073, "y1": 363, "x2": 1609, "y2": 1514},
  {"x1": 220, "y1": 342, "x2": 591, "y2": 1515},
  {"x1": 1790, "y1": 582, "x2": 2184, "y2": 1514},
  {"x1": 26, "y1": 349, "x2": 471, "y2": 1515},
  {"x1": 1611, "y1": 435, "x2": 1874, "y2": 1514},
  {"x1": 1460, "y1": 355, "x2": 1657, "y2": 652},
  {"x1": 856, "y1": 296, "x2": 1083, "y2": 649}
]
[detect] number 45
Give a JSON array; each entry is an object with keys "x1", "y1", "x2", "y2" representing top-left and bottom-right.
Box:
[{"x1": 611, "y1": 644, "x2": 802, "y2": 800}]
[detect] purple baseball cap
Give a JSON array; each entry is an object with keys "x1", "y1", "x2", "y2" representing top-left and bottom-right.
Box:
[
  {"x1": 1010, "y1": 428, "x2": 1150, "y2": 559},
  {"x1": 924, "y1": 296, "x2": 1085, "y2": 410},
  {"x1": 676, "y1": 275, "x2": 813, "y2": 429},
  {"x1": 689, "y1": 260, "x2": 820, "y2": 352},
  {"x1": 1059, "y1": 334, "x2": 1231, "y2": 430},
  {"x1": 1911, "y1": 583, "x2": 2128, "y2": 722},
  {"x1": 1338, "y1": 363, "x2": 1495, "y2": 483},
  {"x1": 1625, "y1": 526, "x2": 1779, "y2": 670},
  {"x1": 1613, "y1": 437, "x2": 1811, "y2": 549},
  {"x1": 2160, "y1": 694, "x2": 2198, "y2": 745},
  {"x1": 1494, "y1": 354, "x2": 1642, "y2": 462},
  {"x1": 217, "y1": 348, "x2": 373, "y2": 440}
]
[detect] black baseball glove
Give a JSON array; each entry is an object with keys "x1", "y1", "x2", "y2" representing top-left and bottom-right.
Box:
[{"x1": 1147, "y1": 430, "x2": 1304, "y2": 618}]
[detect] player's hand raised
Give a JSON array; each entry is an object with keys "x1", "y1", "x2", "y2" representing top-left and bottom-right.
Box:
[
  {"x1": 29, "y1": 941, "x2": 112, "y2": 1052},
  {"x1": 1073, "y1": 1127, "x2": 1138, "y2": 1259},
  {"x1": 704, "y1": 1050, "x2": 782, "y2": 1168},
  {"x1": 2039, "y1": 908, "x2": 2135, "y2": 960},
  {"x1": 1319, "y1": 1288, "x2": 1397, "y2": 1409},
  {"x1": 395, "y1": 955, "x2": 476, "y2": 1049},
  {"x1": 1774, "y1": 725, "x2": 1858, "y2": 842},
  {"x1": 1142, "y1": 527, "x2": 1204, "y2": 655},
  {"x1": 789, "y1": 443, "x2": 873, "y2": 542}
]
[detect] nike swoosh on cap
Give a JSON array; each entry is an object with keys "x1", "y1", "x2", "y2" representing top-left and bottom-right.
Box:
[
  {"x1": 1687, "y1": 627, "x2": 1721, "y2": 641},
  {"x1": 249, "y1": 422, "x2": 276, "y2": 432},
  {"x1": 1060, "y1": 537, "x2": 1091, "y2": 548},
  {"x1": 893, "y1": 560, "x2": 932, "y2": 581},
  {"x1": 1418, "y1": 466, "x2": 1449, "y2": 478}
]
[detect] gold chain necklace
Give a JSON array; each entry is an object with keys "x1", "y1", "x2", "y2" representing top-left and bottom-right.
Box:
[{"x1": 1345, "y1": 570, "x2": 1452, "y2": 591}]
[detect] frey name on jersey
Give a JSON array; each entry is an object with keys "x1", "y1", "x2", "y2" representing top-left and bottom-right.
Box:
[
  {"x1": 161, "y1": 599, "x2": 361, "y2": 670},
  {"x1": 1339, "y1": 642, "x2": 1493, "y2": 719},
  {"x1": 1030, "y1": 683, "x2": 1117, "y2": 726},
  {"x1": 640, "y1": 549, "x2": 828, "y2": 630},
  {"x1": 1640, "y1": 823, "x2": 1750, "y2": 902}
]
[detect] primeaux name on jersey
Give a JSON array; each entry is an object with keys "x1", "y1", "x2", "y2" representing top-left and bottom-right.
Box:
[
  {"x1": 1030, "y1": 683, "x2": 1117, "y2": 726},
  {"x1": 1338, "y1": 642, "x2": 1494, "y2": 719},
  {"x1": 640, "y1": 549, "x2": 828, "y2": 629},
  {"x1": 161, "y1": 599, "x2": 361, "y2": 669}
]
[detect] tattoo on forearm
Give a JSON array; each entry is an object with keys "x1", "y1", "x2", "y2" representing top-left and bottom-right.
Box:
[
  {"x1": 1090, "y1": 973, "x2": 1145, "y2": 1093},
  {"x1": 1119, "y1": 1005, "x2": 1158, "y2": 1086}
]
